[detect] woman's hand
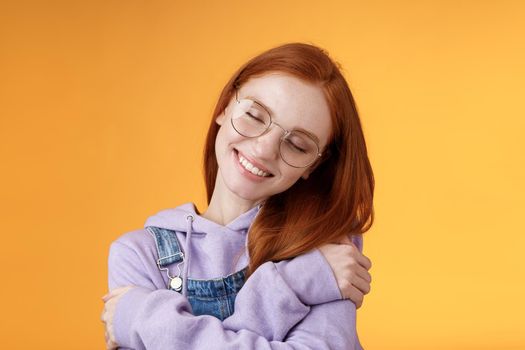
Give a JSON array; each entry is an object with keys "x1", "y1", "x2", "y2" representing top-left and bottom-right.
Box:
[
  {"x1": 101, "y1": 286, "x2": 134, "y2": 350},
  {"x1": 318, "y1": 235, "x2": 372, "y2": 308}
]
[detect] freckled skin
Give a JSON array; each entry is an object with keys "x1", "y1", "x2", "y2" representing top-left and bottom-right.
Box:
[{"x1": 214, "y1": 72, "x2": 332, "y2": 205}]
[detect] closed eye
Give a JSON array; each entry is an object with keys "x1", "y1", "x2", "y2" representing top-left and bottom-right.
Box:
[
  {"x1": 246, "y1": 112, "x2": 266, "y2": 124},
  {"x1": 284, "y1": 138, "x2": 307, "y2": 153}
]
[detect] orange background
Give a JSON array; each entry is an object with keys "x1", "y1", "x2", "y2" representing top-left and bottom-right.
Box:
[{"x1": 1, "y1": 0, "x2": 524, "y2": 349}]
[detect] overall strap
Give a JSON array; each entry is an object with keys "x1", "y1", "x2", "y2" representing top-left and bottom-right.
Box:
[{"x1": 146, "y1": 226, "x2": 184, "y2": 268}]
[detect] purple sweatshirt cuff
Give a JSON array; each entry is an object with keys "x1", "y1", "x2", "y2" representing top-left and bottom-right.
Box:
[
  {"x1": 274, "y1": 248, "x2": 342, "y2": 305},
  {"x1": 113, "y1": 287, "x2": 152, "y2": 348}
]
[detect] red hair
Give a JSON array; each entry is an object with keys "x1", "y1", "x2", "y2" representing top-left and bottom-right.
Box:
[{"x1": 203, "y1": 43, "x2": 375, "y2": 276}]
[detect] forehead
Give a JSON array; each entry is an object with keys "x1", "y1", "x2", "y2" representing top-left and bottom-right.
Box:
[{"x1": 238, "y1": 73, "x2": 332, "y2": 148}]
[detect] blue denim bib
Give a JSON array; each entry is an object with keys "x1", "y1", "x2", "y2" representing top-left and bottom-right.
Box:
[{"x1": 147, "y1": 226, "x2": 246, "y2": 321}]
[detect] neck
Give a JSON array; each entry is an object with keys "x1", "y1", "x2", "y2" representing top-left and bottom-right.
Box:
[{"x1": 201, "y1": 174, "x2": 263, "y2": 226}]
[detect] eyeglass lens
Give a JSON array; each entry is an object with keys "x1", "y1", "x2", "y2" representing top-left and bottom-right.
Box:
[{"x1": 231, "y1": 99, "x2": 319, "y2": 167}]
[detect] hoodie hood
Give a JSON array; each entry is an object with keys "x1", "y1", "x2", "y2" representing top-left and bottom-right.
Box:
[
  {"x1": 143, "y1": 202, "x2": 262, "y2": 296},
  {"x1": 144, "y1": 202, "x2": 261, "y2": 235}
]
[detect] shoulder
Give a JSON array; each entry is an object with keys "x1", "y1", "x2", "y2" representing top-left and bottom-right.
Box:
[
  {"x1": 111, "y1": 229, "x2": 157, "y2": 256},
  {"x1": 108, "y1": 228, "x2": 167, "y2": 290},
  {"x1": 109, "y1": 228, "x2": 159, "y2": 272}
]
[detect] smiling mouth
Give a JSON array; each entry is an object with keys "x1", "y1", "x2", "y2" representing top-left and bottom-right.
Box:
[{"x1": 235, "y1": 150, "x2": 273, "y2": 177}]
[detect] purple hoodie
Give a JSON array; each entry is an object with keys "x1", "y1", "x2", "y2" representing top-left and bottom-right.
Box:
[{"x1": 108, "y1": 203, "x2": 364, "y2": 349}]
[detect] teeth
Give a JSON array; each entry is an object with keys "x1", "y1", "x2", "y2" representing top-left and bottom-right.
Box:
[{"x1": 238, "y1": 155, "x2": 271, "y2": 177}]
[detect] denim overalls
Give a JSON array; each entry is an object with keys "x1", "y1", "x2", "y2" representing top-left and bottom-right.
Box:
[{"x1": 146, "y1": 222, "x2": 247, "y2": 321}]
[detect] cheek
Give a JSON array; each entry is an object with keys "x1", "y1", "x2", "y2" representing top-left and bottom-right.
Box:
[
  {"x1": 215, "y1": 124, "x2": 244, "y2": 158},
  {"x1": 279, "y1": 169, "x2": 307, "y2": 188},
  {"x1": 214, "y1": 128, "x2": 225, "y2": 154}
]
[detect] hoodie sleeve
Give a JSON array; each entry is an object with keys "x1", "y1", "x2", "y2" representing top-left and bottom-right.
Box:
[
  {"x1": 108, "y1": 241, "x2": 158, "y2": 291},
  {"x1": 109, "y1": 236, "x2": 364, "y2": 349},
  {"x1": 114, "y1": 287, "x2": 362, "y2": 350}
]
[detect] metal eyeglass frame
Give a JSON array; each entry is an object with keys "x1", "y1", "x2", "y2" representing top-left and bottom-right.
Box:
[{"x1": 231, "y1": 89, "x2": 323, "y2": 168}]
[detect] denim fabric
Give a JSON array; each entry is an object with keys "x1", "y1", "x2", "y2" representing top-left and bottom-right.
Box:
[
  {"x1": 148, "y1": 226, "x2": 184, "y2": 266},
  {"x1": 147, "y1": 226, "x2": 246, "y2": 321},
  {"x1": 186, "y1": 268, "x2": 247, "y2": 320}
]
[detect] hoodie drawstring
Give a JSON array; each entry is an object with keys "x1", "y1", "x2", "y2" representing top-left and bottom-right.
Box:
[{"x1": 182, "y1": 213, "x2": 195, "y2": 297}]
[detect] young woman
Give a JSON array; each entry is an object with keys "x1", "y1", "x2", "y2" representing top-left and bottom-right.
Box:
[{"x1": 101, "y1": 42, "x2": 374, "y2": 349}]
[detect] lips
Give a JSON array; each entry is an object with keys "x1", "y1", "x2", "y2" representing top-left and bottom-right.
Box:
[{"x1": 235, "y1": 149, "x2": 274, "y2": 177}]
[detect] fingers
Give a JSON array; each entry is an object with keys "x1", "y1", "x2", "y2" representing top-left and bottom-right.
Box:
[
  {"x1": 346, "y1": 242, "x2": 372, "y2": 271},
  {"x1": 102, "y1": 306, "x2": 118, "y2": 349},
  {"x1": 101, "y1": 291, "x2": 121, "y2": 350},
  {"x1": 343, "y1": 283, "x2": 364, "y2": 309},
  {"x1": 356, "y1": 252, "x2": 372, "y2": 271},
  {"x1": 336, "y1": 235, "x2": 373, "y2": 271},
  {"x1": 353, "y1": 261, "x2": 372, "y2": 283},
  {"x1": 102, "y1": 286, "x2": 134, "y2": 303},
  {"x1": 349, "y1": 272, "x2": 371, "y2": 295},
  {"x1": 318, "y1": 239, "x2": 373, "y2": 308},
  {"x1": 102, "y1": 290, "x2": 117, "y2": 302}
]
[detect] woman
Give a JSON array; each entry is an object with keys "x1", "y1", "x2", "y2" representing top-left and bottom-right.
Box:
[{"x1": 101, "y1": 42, "x2": 374, "y2": 349}]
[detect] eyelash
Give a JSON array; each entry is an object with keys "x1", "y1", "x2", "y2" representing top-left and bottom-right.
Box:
[{"x1": 284, "y1": 138, "x2": 306, "y2": 153}]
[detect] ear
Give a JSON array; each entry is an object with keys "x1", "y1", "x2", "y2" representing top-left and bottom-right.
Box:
[
  {"x1": 301, "y1": 162, "x2": 319, "y2": 180},
  {"x1": 301, "y1": 148, "x2": 331, "y2": 180}
]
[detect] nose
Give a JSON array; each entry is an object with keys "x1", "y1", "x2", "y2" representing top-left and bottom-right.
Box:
[{"x1": 251, "y1": 125, "x2": 282, "y2": 161}]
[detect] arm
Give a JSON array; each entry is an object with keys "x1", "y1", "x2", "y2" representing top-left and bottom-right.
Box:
[
  {"x1": 284, "y1": 300, "x2": 363, "y2": 350},
  {"x1": 113, "y1": 288, "x2": 361, "y2": 350},
  {"x1": 108, "y1": 241, "x2": 160, "y2": 291},
  {"x1": 106, "y1": 235, "x2": 366, "y2": 349},
  {"x1": 108, "y1": 246, "x2": 343, "y2": 348}
]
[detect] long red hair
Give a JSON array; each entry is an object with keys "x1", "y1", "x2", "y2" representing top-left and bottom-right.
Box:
[{"x1": 203, "y1": 43, "x2": 375, "y2": 276}]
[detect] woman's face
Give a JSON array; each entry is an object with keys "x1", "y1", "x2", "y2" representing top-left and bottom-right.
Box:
[{"x1": 214, "y1": 72, "x2": 332, "y2": 205}]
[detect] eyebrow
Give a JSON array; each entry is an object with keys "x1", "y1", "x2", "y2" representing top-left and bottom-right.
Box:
[{"x1": 244, "y1": 95, "x2": 322, "y2": 145}]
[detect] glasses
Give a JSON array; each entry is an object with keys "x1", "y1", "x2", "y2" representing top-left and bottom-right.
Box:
[{"x1": 230, "y1": 91, "x2": 322, "y2": 168}]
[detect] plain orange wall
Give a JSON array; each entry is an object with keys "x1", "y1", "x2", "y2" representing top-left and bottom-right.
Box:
[{"x1": 1, "y1": 0, "x2": 524, "y2": 349}]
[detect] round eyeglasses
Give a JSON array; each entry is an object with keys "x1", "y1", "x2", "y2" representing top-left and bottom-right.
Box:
[{"x1": 230, "y1": 92, "x2": 322, "y2": 168}]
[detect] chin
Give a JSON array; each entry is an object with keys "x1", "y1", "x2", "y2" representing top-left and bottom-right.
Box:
[{"x1": 229, "y1": 186, "x2": 268, "y2": 202}]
